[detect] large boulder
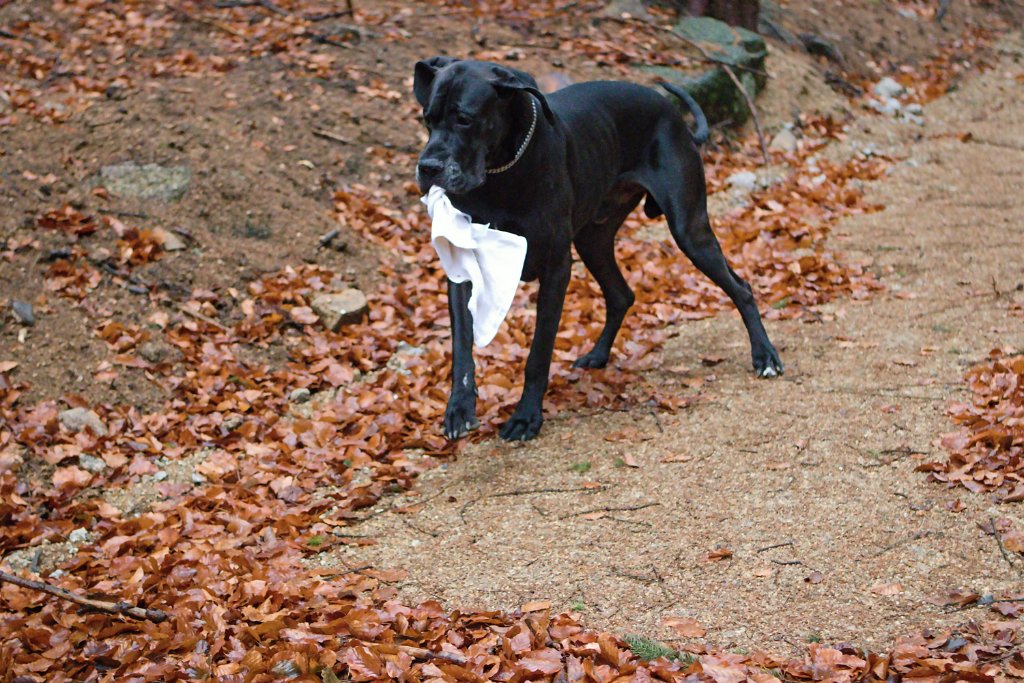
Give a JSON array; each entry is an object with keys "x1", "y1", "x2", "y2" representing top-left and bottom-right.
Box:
[{"x1": 647, "y1": 16, "x2": 768, "y2": 127}]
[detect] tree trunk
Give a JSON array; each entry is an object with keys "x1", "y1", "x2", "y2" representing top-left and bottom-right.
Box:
[{"x1": 686, "y1": 0, "x2": 760, "y2": 31}]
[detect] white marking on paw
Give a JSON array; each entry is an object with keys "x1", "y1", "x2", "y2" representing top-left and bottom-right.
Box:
[{"x1": 761, "y1": 367, "x2": 778, "y2": 378}]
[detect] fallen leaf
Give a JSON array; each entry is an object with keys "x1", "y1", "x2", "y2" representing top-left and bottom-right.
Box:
[
  {"x1": 870, "y1": 581, "x2": 905, "y2": 596},
  {"x1": 663, "y1": 616, "x2": 706, "y2": 638}
]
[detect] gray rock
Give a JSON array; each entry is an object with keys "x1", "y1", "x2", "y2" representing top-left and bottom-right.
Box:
[
  {"x1": 12, "y1": 300, "x2": 34, "y2": 326},
  {"x1": 78, "y1": 454, "x2": 107, "y2": 473},
  {"x1": 68, "y1": 528, "x2": 92, "y2": 545},
  {"x1": 600, "y1": 0, "x2": 652, "y2": 21},
  {"x1": 191, "y1": 472, "x2": 207, "y2": 485},
  {"x1": 59, "y1": 408, "x2": 107, "y2": 436},
  {"x1": 769, "y1": 128, "x2": 798, "y2": 153},
  {"x1": 873, "y1": 77, "x2": 905, "y2": 99},
  {"x1": 289, "y1": 387, "x2": 312, "y2": 403},
  {"x1": 726, "y1": 171, "x2": 758, "y2": 194},
  {"x1": 154, "y1": 227, "x2": 186, "y2": 251},
  {"x1": 311, "y1": 289, "x2": 369, "y2": 331},
  {"x1": 153, "y1": 470, "x2": 168, "y2": 482},
  {"x1": 387, "y1": 342, "x2": 427, "y2": 376},
  {"x1": 867, "y1": 97, "x2": 901, "y2": 116},
  {"x1": 100, "y1": 162, "x2": 191, "y2": 201},
  {"x1": 139, "y1": 342, "x2": 167, "y2": 364},
  {"x1": 223, "y1": 415, "x2": 244, "y2": 431}
]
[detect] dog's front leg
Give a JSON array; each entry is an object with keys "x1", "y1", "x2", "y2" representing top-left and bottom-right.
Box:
[
  {"x1": 444, "y1": 278, "x2": 479, "y2": 439},
  {"x1": 499, "y1": 252, "x2": 572, "y2": 441}
]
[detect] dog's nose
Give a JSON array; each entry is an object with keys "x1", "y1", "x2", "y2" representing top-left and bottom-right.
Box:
[{"x1": 417, "y1": 158, "x2": 444, "y2": 179}]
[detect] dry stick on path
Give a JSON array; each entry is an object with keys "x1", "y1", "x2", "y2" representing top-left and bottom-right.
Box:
[
  {"x1": 599, "y1": 16, "x2": 770, "y2": 164},
  {"x1": 991, "y1": 517, "x2": 1024, "y2": 577},
  {"x1": 0, "y1": 571, "x2": 168, "y2": 622}
]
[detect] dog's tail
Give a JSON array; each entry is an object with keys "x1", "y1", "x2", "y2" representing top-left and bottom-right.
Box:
[{"x1": 658, "y1": 81, "x2": 709, "y2": 146}]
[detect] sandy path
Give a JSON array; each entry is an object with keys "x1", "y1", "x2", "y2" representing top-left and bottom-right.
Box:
[{"x1": 314, "y1": 34, "x2": 1024, "y2": 653}]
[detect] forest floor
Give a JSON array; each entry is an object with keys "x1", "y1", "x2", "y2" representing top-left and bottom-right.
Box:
[{"x1": 2, "y1": 0, "x2": 1023, "y2": 679}]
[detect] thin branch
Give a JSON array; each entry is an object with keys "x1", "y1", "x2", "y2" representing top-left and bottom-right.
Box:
[
  {"x1": 757, "y1": 541, "x2": 794, "y2": 553},
  {"x1": 312, "y1": 128, "x2": 354, "y2": 145},
  {"x1": 569, "y1": 502, "x2": 659, "y2": 517},
  {"x1": 178, "y1": 304, "x2": 229, "y2": 331},
  {"x1": 991, "y1": 517, "x2": 1024, "y2": 577},
  {"x1": 0, "y1": 571, "x2": 168, "y2": 622}
]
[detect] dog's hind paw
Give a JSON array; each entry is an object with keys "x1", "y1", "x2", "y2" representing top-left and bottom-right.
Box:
[{"x1": 753, "y1": 344, "x2": 784, "y2": 379}]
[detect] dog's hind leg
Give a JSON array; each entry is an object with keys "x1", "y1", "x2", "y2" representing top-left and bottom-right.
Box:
[
  {"x1": 646, "y1": 151, "x2": 784, "y2": 377},
  {"x1": 572, "y1": 191, "x2": 644, "y2": 369}
]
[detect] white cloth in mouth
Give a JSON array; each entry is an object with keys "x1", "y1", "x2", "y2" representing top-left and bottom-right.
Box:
[{"x1": 422, "y1": 185, "x2": 527, "y2": 347}]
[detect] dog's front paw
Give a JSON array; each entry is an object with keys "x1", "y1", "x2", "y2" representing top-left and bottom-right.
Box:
[
  {"x1": 753, "y1": 343, "x2": 784, "y2": 378},
  {"x1": 499, "y1": 407, "x2": 543, "y2": 441},
  {"x1": 572, "y1": 349, "x2": 610, "y2": 369},
  {"x1": 443, "y1": 393, "x2": 479, "y2": 440}
]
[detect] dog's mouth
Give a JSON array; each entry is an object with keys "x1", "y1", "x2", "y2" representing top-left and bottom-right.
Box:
[{"x1": 416, "y1": 159, "x2": 484, "y2": 196}]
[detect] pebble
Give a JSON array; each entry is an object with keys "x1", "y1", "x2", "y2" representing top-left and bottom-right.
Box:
[
  {"x1": 311, "y1": 289, "x2": 369, "y2": 331},
  {"x1": 153, "y1": 471, "x2": 168, "y2": 482},
  {"x1": 191, "y1": 472, "x2": 207, "y2": 485},
  {"x1": 68, "y1": 528, "x2": 91, "y2": 545},
  {"x1": 769, "y1": 128, "x2": 798, "y2": 153},
  {"x1": 59, "y1": 407, "x2": 108, "y2": 436},
  {"x1": 873, "y1": 76, "x2": 905, "y2": 99},
  {"x1": 290, "y1": 387, "x2": 312, "y2": 403},
  {"x1": 12, "y1": 300, "x2": 34, "y2": 326},
  {"x1": 726, "y1": 171, "x2": 758, "y2": 194},
  {"x1": 78, "y1": 454, "x2": 107, "y2": 473}
]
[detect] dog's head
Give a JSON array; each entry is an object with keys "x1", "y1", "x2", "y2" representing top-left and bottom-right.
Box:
[{"x1": 413, "y1": 57, "x2": 555, "y2": 195}]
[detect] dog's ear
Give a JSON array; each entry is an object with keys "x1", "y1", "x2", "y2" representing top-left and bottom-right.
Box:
[
  {"x1": 413, "y1": 56, "x2": 459, "y2": 107},
  {"x1": 489, "y1": 66, "x2": 556, "y2": 125}
]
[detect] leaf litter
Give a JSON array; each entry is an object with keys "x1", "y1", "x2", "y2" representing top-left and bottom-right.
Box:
[{"x1": 2, "y1": 0, "x2": 1023, "y2": 680}]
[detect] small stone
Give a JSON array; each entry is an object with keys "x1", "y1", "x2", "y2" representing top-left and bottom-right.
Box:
[
  {"x1": 68, "y1": 528, "x2": 91, "y2": 544},
  {"x1": 78, "y1": 454, "x2": 107, "y2": 473},
  {"x1": 600, "y1": 0, "x2": 652, "y2": 21},
  {"x1": 726, "y1": 171, "x2": 758, "y2": 194},
  {"x1": 867, "y1": 97, "x2": 901, "y2": 116},
  {"x1": 905, "y1": 103, "x2": 924, "y2": 115},
  {"x1": 49, "y1": 569, "x2": 65, "y2": 579},
  {"x1": 59, "y1": 408, "x2": 108, "y2": 436},
  {"x1": 12, "y1": 300, "x2": 34, "y2": 326},
  {"x1": 769, "y1": 128, "x2": 798, "y2": 153},
  {"x1": 289, "y1": 387, "x2": 312, "y2": 403},
  {"x1": 873, "y1": 77, "x2": 905, "y2": 99},
  {"x1": 100, "y1": 162, "x2": 191, "y2": 201},
  {"x1": 138, "y1": 342, "x2": 167, "y2": 364},
  {"x1": 191, "y1": 472, "x2": 207, "y2": 485},
  {"x1": 154, "y1": 227, "x2": 186, "y2": 251},
  {"x1": 311, "y1": 289, "x2": 369, "y2": 331},
  {"x1": 152, "y1": 470, "x2": 168, "y2": 482},
  {"x1": 223, "y1": 416, "x2": 244, "y2": 431}
]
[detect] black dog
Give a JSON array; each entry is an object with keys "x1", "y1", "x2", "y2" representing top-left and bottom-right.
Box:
[{"x1": 414, "y1": 57, "x2": 783, "y2": 441}]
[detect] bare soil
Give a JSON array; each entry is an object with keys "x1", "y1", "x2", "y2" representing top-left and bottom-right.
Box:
[{"x1": 310, "y1": 32, "x2": 1024, "y2": 653}]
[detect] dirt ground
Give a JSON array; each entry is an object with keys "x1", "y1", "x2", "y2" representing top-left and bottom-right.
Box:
[
  {"x1": 311, "y1": 32, "x2": 1024, "y2": 653},
  {"x1": 3, "y1": 0, "x2": 1024, "y2": 666}
]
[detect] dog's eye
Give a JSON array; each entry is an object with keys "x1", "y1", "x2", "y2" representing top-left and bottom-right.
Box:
[{"x1": 455, "y1": 113, "x2": 473, "y2": 127}]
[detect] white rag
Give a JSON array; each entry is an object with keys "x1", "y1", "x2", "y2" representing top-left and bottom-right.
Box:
[{"x1": 422, "y1": 185, "x2": 527, "y2": 347}]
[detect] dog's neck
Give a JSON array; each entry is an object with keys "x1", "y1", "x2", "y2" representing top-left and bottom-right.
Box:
[{"x1": 486, "y1": 93, "x2": 537, "y2": 175}]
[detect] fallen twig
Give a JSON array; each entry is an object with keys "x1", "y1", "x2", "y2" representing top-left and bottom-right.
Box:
[
  {"x1": 991, "y1": 517, "x2": 1024, "y2": 577},
  {"x1": 178, "y1": 305, "x2": 229, "y2": 331},
  {"x1": 312, "y1": 128, "x2": 353, "y2": 145},
  {"x1": 214, "y1": 0, "x2": 287, "y2": 15},
  {"x1": 569, "y1": 502, "x2": 659, "y2": 517},
  {"x1": 0, "y1": 571, "x2": 168, "y2": 622},
  {"x1": 757, "y1": 541, "x2": 794, "y2": 553},
  {"x1": 770, "y1": 559, "x2": 803, "y2": 566}
]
